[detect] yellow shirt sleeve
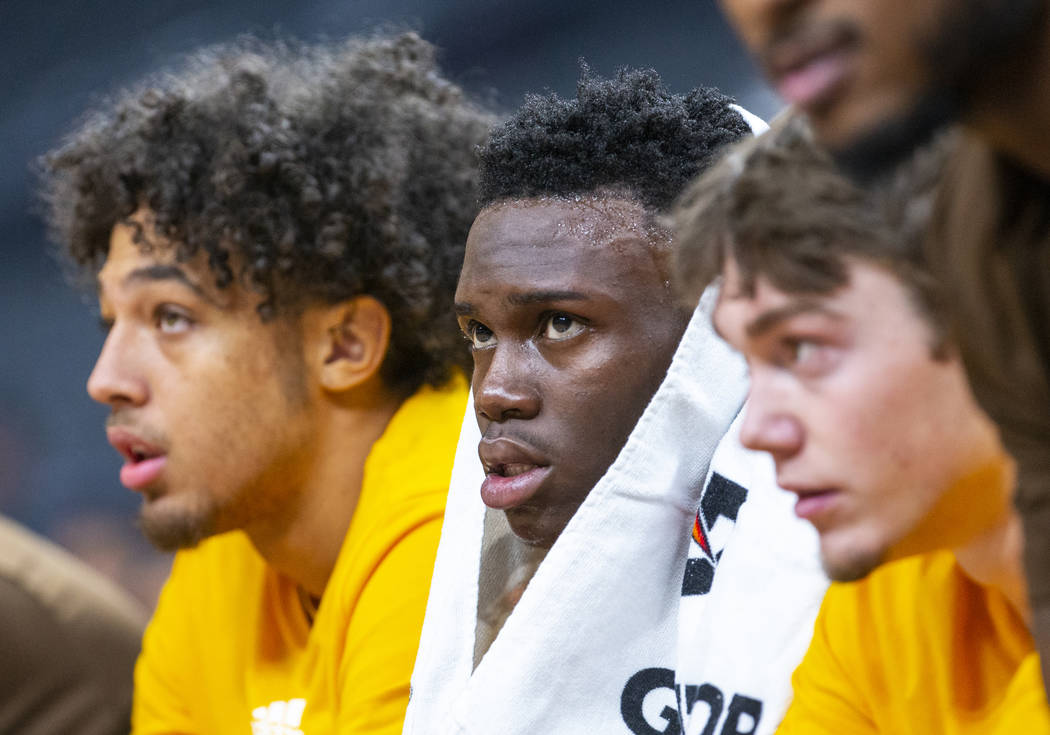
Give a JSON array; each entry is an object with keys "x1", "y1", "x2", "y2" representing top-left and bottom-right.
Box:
[
  {"x1": 334, "y1": 515, "x2": 444, "y2": 734},
  {"x1": 132, "y1": 553, "x2": 197, "y2": 735},
  {"x1": 777, "y1": 584, "x2": 878, "y2": 735}
]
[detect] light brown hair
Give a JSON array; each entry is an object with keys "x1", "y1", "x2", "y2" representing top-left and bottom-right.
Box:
[{"x1": 672, "y1": 113, "x2": 952, "y2": 350}]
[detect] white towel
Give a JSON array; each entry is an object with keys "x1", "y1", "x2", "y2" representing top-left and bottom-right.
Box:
[
  {"x1": 405, "y1": 285, "x2": 826, "y2": 734},
  {"x1": 673, "y1": 416, "x2": 827, "y2": 735}
]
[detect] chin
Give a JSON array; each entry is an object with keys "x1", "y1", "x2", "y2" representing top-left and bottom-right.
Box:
[
  {"x1": 138, "y1": 494, "x2": 217, "y2": 552},
  {"x1": 825, "y1": 86, "x2": 959, "y2": 182},
  {"x1": 820, "y1": 541, "x2": 887, "y2": 583},
  {"x1": 504, "y1": 509, "x2": 560, "y2": 550}
]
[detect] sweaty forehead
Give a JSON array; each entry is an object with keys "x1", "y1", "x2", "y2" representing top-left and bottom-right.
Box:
[
  {"x1": 473, "y1": 195, "x2": 658, "y2": 244},
  {"x1": 460, "y1": 196, "x2": 669, "y2": 288}
]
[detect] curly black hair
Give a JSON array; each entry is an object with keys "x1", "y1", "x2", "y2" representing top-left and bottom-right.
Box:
[
  {"x1": 40, "y1": 31, "x2": 495, "y2": 394},
  {"x1": 477, "y1": 64, "x2": 753, "y2": 212}
]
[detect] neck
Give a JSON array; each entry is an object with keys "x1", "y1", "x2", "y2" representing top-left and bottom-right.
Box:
[
  {"x1": 890, "y1": 452, "x2": 1027, "y2": 619},
  {"x1": 245, "y1": 384, "x2": 404, "y2": 598},
  {"x1": 969, "y1": 11, "x2": 1050, "y2": 177},
  {"x1": 955, "y1": 511, "x2": 1030, "y2": 623}
]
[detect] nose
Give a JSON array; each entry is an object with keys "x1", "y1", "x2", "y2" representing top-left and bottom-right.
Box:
[
  {"x1": 86, "y1": 325, "x2": 149, "y2": 408},
  {"x1": 473, "y1": 343, "x2": 541, "y2": 423},
  {"x1": 737, "y1": 387, "x2": 803, "y2": 460}
]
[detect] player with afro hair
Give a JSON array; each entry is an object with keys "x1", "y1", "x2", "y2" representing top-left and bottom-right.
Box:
[
  {"x1": 42, "y1": 31, "x2": 491, "y2": 393},
  {"x1": 39, "y1": 32, "x2": 495, "y2": 734}
]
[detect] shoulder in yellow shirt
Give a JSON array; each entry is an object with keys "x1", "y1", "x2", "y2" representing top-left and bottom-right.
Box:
[
  {"x1": 132, "y1": 379, "x2": 467, "y2": 735},
  {"x1": 778, "y1": 551, "x2": 1050, "y2": 734}
]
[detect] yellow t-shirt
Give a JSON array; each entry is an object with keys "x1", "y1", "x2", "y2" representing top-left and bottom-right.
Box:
[
  {"x1": 778, "y1": 551, "x2": 1050, "y2": 734},
  {"x1": 132, "y1": 380, "x2": 466, "y2": 735}
]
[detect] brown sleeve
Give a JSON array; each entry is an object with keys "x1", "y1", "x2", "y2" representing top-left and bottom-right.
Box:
[{"x1": 0, "y1": 517, "x2": 147, "y2": 735}]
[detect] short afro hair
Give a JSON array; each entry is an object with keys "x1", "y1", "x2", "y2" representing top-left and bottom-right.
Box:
[
  {"x1": 477, "y1": 64, "x2": 752, "y2": 213},
  {"x1": 40, "y1": 31, "x2": 495, "y2": 394}
]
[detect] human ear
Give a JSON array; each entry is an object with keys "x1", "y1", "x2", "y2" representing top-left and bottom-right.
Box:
[{"x1": 316, "y1": 295, "x2": 392, "y2": 393}]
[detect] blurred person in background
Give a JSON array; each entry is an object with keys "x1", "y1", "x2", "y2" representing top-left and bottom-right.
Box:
[
  {"x1": 0, "y1": 514, "x2": 145, "y2": 735},
  {"x1": 674, "y1": 115, "x2": 1049, "y2": 733},
  {"x1": 714, "y1": 0, "x2": 1050, "y2": 692},
  {"x1": 40, "y1": 31, "x2": 492, "y2": 735}
]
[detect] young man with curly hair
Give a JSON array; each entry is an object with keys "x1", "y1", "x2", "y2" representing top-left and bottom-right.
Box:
[
  {"x1": 713, "y1": 0, "x2": 1050, "y2": 688},
  {"x1": 674, "y1": 116, "x2": 1050, "y2": 732},
  {"x1": 40, "y1": 32, "x2": 492, "y2": 735},
  {"x1": 407, "y1": 69, "x2": 827, "y2": 735}
]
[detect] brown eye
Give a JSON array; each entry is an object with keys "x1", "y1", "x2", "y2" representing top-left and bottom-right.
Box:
[
  {"x1": 466, "y1": 320, "x2": 497, "y2": 349},
  {"x1": 543, "y1": 313, "x2": 585, "y2": 341},
  {"x1": 154, "y1": 305, "x2": 193, "y2": 335}
]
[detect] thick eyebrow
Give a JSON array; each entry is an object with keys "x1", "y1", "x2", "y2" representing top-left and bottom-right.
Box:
[
  {"x1": 454, "y1": 289, "x2": 591, "y2": 317},
  {"x1": 115, "y1": 264, "x2": 215, "y2": 304},
  {"x1": 506, "y1": 289, "x2": 589, "y2": 306},
  {"x1": 744, "y1": 300, "x2": 841, "y2": 339}
]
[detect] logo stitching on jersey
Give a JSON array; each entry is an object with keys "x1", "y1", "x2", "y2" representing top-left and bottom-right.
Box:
[{"x1": 250, "y1": 698, "x2": 307, "y2": 735}]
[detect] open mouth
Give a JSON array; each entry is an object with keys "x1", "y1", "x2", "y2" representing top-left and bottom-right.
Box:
[
  {"x1": 486, "y1": 462, "x2": 539, "y2": 479},
  {"x1": 118, "y1": 452, "x2": 169, "y2": 493},
  {"x1": 478, "y1": 436, "x2": 552, "y2": 510},
  {"x1": 126, "y1": 443, "x2": 162, "y2": 464},
  {"x1": 112, "y1": 434, "x2": 166, "y2": 467},
  {"x1": 480, "y1": 464, "x2": 551, "y2": 510},
  {"x1": 106, "y1": 426, "x2": 169, "y2": 492}
]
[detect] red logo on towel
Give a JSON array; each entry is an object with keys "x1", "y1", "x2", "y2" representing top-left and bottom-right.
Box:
[
  {"x1": 691, "y1": 512, "x2": 712, "y2": 559},
  {"x1": 682, "y1": 473, "x2": 749, "y2": 597}
]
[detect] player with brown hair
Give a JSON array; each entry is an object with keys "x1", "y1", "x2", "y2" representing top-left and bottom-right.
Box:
[{"x1": 675, "y1": 115, "x2": 1046, "y2": 732}]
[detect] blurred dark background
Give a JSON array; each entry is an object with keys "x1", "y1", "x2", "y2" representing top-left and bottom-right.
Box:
[{"x1": 0, "y1": 0, "x2": 779, "y2": 607}]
